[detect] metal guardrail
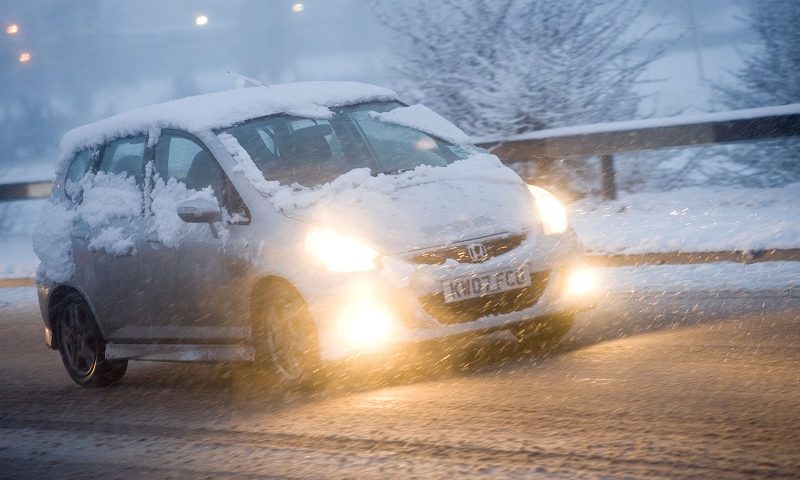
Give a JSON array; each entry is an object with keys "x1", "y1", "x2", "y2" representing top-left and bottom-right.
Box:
[
  {"x1": 0, "y1": 278, "x2": 35, "y2": 289},
  {"x1": 476, "y1": 104, "x2": 800, "y2": 158},
  {"x1": 476, "y1": 103, "x2": 800, "y2": 200},
  {"x1": 0, "y1": 181, "x2": 52, "y2": 201}
]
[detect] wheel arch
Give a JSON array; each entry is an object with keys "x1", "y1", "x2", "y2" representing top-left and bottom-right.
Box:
[
  {"x1": 47, "y1": 284, "x2": 106, "y2": 348},
  {"x1": 249, "y1": 275, "x2": 304, "y2": 321}
]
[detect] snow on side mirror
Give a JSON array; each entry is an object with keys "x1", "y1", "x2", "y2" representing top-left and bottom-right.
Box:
[{"x1": 176, "y1": 198, "x2": 221, "y2": 224}]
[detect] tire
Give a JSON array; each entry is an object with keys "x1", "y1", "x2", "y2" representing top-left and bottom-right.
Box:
[
  {"x1": 253, "y1": 284, "x2": 322, "y2": 390},
  {"x1": 56, "y1": 293, "x2": 128, "y2": 387},
  {"x1": 510, "y1": 314, "x2": 574, "y2": 350}
]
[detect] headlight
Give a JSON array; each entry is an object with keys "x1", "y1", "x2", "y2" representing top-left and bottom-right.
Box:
[
  {"x1": 338, "y1": 297, "x2": 395, "y2": 348},
  {"x1": 527, "y1": 185, "x2": 568, "y2": 235},
  {"x1": 564, "y1": 267, "x2": 598, "y2": 296},
  {"x1": 305, "y1": 228, "x2": 378, "y2": 272}
]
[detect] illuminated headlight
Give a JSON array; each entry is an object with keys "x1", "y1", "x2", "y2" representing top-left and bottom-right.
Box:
[
  {"x1": 305, "y1": 228, "x2": 378, "y2": 272},
  {"x1": 338, "y1": 298, "x2": 395, "y2": 348},
  {"x1": 565, "y1": 267, "x2": 598, "y2": 296},
  {"x1": 528, "y1": 185, "x2": 568, "y2": 235}
]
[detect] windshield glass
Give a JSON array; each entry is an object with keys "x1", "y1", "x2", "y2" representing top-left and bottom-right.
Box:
[{"x1": 219, "y1": 102, "x2": 472, "y2": 187}]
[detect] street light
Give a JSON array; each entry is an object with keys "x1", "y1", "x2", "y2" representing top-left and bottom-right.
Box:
[
  {"x1": 5, "y1": 23, "x2": 19, "y2": 35},
  {"x1": 291, "y1": 3, "x2": 304, "y2": 13},
  {"x1": 18, "y1": 52, "x2": 31, "y2": 63},
  {"x1": 195, "y1": 15, "x2": 208, "y2": 26}
]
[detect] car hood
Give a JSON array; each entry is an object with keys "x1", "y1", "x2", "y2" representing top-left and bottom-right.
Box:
[{"x1": 282, "y1": 171, "x2": 539, "y2": 254}]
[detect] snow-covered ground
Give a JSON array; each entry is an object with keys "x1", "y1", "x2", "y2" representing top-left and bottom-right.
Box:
[
  {"x1": 572, "y1": 182, "x2": 799, "y2": 255},
  {"x1": 0, "y1": 199, "x2": 44, "y2": 280}
]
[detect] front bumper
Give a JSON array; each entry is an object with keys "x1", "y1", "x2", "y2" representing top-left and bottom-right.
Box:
[{"x1": 301, "y1": 233, "x2": 598, "y2": 361}]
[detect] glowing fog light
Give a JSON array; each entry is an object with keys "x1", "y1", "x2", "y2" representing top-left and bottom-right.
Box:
[
  {"x1": 565, "y1": 267, "x2": 598, "y2": 296},
  {"x1": 528, "y1": 185, "x2": 568, "y2": 235},
  {"x1": 339, "y1": 299, "x2": 395, "y2": 348},
  {"x1": 305, "y1": 228, "x2": 378, "y2": 272}
]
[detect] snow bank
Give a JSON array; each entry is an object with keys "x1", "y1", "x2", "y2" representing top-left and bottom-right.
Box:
[
  {"x1": 57, "y1": 82, "x2": 397, "y2": 177},
  {"x1": 371, "y1": 104, "x2": 471, "y2": 145},
  {"x1": 602, "y1": 262, "x2": 800, "y2": 294},
  {"x1": 0, "y1": 237, "x2": 38, "y2": 280},
  {"x1": 572, "y1": 182, "x2": 800, "y2": 254}
]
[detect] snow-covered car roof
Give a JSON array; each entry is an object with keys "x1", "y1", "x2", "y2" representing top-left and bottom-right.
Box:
[{"x1": 57, "y1": 81, "x2": 398, "y2": 175}]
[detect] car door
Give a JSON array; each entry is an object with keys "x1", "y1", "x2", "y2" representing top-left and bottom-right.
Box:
[
  {"x1": 75, "y1": 135, "x2": 151, "y2": 342},
  {"x1": 143, "y1": 130, "x2": 250, "y2": 343}
]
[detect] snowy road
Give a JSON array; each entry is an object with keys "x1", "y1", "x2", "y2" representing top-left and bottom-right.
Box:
[{"x1": 1, "y1": 286, "x2": 799, "y2": 479}]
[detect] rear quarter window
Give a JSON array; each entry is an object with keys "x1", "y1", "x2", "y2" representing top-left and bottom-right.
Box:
[{"x1": 64, "y1": 149, "x2": 98, "y2": 203}]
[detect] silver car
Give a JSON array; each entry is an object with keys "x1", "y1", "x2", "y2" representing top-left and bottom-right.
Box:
[{"x1": 35, "y1": 82, "x2": 598, "y2": 388}]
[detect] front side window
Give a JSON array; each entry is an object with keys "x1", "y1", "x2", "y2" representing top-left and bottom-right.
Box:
[
  {"x1": 219, "y1": 102, "x2": 471, "y2": 187},
  {"x1": 155, "y1": 134, "x2": 223, "y2": 198},
  {"x1": 153, "y1": 132, "x2": 248, "y2": 219},
  {"x1": 98, "y1": 136, "x2": 146, "y2": 185}
]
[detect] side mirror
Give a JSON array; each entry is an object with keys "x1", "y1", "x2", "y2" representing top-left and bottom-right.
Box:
[{"x1": 176, "y1": 198, "x2": 221, "y2": 224}]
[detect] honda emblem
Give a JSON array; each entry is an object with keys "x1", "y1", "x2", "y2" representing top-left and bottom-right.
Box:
[{"x1": 466, "y1": 243, "x2": 488, "y2": 262}]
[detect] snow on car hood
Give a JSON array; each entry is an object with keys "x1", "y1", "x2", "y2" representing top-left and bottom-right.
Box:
[{"x1": 275, "y1": 155, "x2": 537, "y2": 253}]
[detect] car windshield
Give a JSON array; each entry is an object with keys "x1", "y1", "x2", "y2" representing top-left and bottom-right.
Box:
[{"x1": 219, "y1": 102, "x2": 472, "y2": 187}]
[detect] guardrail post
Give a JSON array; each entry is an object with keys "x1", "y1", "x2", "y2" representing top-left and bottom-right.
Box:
[{"x1": 600, "y1": 154, "x2": 617, "y2": 201}]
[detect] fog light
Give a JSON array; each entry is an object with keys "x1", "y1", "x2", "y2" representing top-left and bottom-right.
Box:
[
  {"x1": 339, "y1": 298, "x2": 394, "y2": 348},
  {"x1": 565, "y1": 267, "x2": 598, "y2": 296}
]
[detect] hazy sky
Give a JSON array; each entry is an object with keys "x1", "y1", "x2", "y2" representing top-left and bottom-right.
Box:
[{"x1": 1, "y1": 0, "x2": 754, "y2": 173}]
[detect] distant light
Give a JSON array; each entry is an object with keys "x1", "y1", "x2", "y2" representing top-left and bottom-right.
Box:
[
  {"x1": 6, "y1": 23, "x2": 19, "y2": 35},
  {"x1": 291, "y1": 3, "x2": 304, "y2": 13},
  {"x1": 18, "y1": 51, "x2": 31, "y2": 63},
  {"x1": 195, "y1": 15, "x2": 208, "y2": 26}
]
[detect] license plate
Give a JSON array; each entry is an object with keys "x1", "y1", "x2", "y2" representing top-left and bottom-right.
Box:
[{"x1": 441, "y1": 263, "x2": 531, "y2": 303}]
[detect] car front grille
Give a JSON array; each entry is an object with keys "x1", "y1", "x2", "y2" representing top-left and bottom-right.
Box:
[
  {"x1": 419, "y1": 270, "x2": 550, "y2": 325},
  {"x1": 409, "y1": 234, "x2": 526, "y2": 265}
]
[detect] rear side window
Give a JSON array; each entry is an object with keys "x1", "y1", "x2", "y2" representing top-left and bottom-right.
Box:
[{"x1": 98, "y1": 136, "x2": 146, "y2": 184}]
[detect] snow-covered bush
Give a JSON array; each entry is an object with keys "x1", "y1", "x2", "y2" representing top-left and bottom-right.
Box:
[
  {"x1": 372, "y1": 0, "x2": 664, "y2": 137},
  {"x1": 710, "y1": 0, "x2": 800, "y2": 187}
]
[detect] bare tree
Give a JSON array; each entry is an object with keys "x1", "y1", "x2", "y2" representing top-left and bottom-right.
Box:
[
  {"x1": 373, "y1": 0, "x2": 665, "y2": 138},
  {"x1": 713, "y1": 0, "x2": 800, "y2": 186}
]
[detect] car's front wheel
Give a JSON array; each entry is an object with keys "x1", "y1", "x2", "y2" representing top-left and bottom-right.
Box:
[
  {"x1": 510, "y1": 314, "x2": 574, "y2": 350},
  {"x1": 56, "y1": 293, "x2": 127, "y2": 387},
  {"x1": 254, "y1": 284, "x2": 322, "y2": 389}
]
